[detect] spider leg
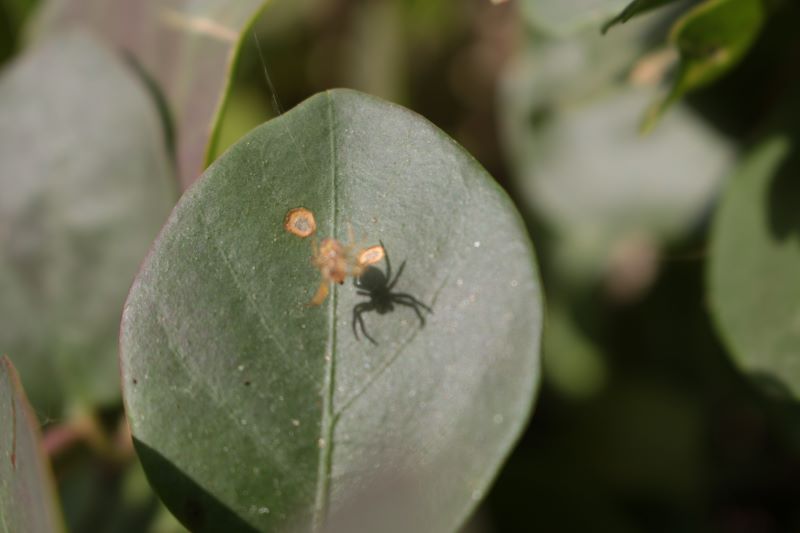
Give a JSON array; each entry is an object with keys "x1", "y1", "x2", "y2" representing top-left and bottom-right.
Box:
[
  {"x1": 379, "y1": 240, "x2": 391, "y2": 281},
  {"x1": 352, "y1": 303, "x2": 378, "y2": 345},
  {"x1": 392, "y1": 292, "x2": 432, "y2": 313},
  {"x1": 352, "y1": 304, "x2": 361, "y2": 339},
  {"x1": 388, "y1": 261, "x2": 406, "y2": 290},
  {"x1": 394, "y1": 298, "x2": 427, "y2": 328},
  {"x1": 356, "y1": 290, "x2": 371, "y2": 296}
]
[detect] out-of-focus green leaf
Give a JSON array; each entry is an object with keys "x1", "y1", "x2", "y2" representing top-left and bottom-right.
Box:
[
  {"x1": 0, "y1": 356, "x2": 65, "y2": 533},
  {"x1": 209, "y1": 86, "x2": 273, "y2": 161},
  {"x1": 59, "y1": 453, "x2": 180, "y2": 533},
  {"x1": 646, "y1": 0, "x2": 767, "y2": 128},
  {"x1": 522, "y1": 0, "x2": 630, "y2": 35},
  {"x1": 709, "y1": 131, "x2": 800, "y2": 398},
  {"x1": 120, "y1": 89, "x2": 542, "y2": 532},
  {"x1": 500, "y1": 31, "x2": 733, "y2": 284},
  {"x1": 543, "y1": 303, "x2": 607, "y2": 399},
  {"x1": 344, "y1": 0, "x2": 406, "y2": 104},
  {"x1": 0, "y1": 32, "x2": 175, "y2": 414},
  {"x1": 602, "y1": 0, "x2": 682, "y2": 33},
  {"x1": 0, "y1": 0, "x2": 40, "y2": 63},
  {"x1": 33, "y1": 0, "x2": 269, "y2": 188}
]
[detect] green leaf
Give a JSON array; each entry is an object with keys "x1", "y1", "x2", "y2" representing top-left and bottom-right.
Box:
[
  {"x1": 0, "y1": 356, "x2": 65, "y2": 533},
  {"x1": 0, "y1": 0, "x2": 40, "y2": 64},
  {"x1": 645, "y1": 0, "x2": 767, "y2": 128},
  {"x1": 543, "y1": 302, "x2": 607, "y2": 399},
  {"x1": 0, "y1": 32, "x2": 176, "y2": 413},
  {"x1": 602, "y1": 0, "x2": 682, "y2": 33},
  {"x1": 121, "y1": 89, "x2": 543, "y2": 532},
  {"x1": 522, "y1": 0, "x2": 631, "y2": 35},
  {"x1": 500, "y1": 34, "x2": 734, "y2": 284},
  {"x1": 709, "y1": 132, "x2": 800, "y2": 398},
  {"x1": 33, "y1": 0, "x2": 269, "y2": 188}
]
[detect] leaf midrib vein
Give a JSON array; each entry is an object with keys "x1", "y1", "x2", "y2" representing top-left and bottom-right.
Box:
[{"x1": 312, "y1": 92, "x2": 338, "y2": 531}]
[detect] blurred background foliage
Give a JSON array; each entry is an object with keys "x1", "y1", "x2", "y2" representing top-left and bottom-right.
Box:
[{"x1": 2, "y1": 0, "x2": 800, "y2": 531}]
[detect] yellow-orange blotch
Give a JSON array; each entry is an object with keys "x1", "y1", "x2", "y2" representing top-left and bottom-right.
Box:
[
  {"x1": 284, "y1": 207, "x2": 317, "y2": 238},
  {"x1": 357, "y1": 245, "x2": 385, "y2": 269},
  {"x1": 313, "y1": 238, "x2": 349, "y2": 285}
]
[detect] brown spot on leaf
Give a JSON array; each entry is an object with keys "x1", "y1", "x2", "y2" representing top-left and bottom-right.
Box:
[
  {"x1": 357, "y1": 245, "x2": 385, "y2": 268},
  {"x1": 284, "y1": 207, "x2": 317, "y2": 238}
]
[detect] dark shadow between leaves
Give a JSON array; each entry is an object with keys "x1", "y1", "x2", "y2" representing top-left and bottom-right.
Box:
[
  {"x1": 748, "y1": 371, "x2": 796, "y2": 404},
  {"x1": 767, "y1": 141, "x2": 800, "y2": 241},
  {"x1": 351, "y1": 242, "x2": 432, "y2": 345},
  {"x1": 132, "y1": 437, "x2": 259, "y2": 533}
]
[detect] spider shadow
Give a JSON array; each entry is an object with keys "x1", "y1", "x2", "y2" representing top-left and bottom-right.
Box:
[{"x1": 351, "y1": 242, "x2": 432, "y2": 345}]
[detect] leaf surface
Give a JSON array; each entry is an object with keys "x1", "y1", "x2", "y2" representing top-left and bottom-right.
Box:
[
  {"x1": 0, "y1": 32, "x2": 175, "y2": 413},
  {"x1": 0, "y1": 356, "x2": 65, "y2": 533},
  {"x1": 645, "y1": 0, "x2": 767, "y2": 127},
  {"x1": 121, "y1": 89, "x2": 543, "y2": 532},
  {"x1": 34, "y1": 0, "x2": 268, "y2": 188},
  {"x1": 500, "y1": 33, "x2": 733, "y2": 283},
  {"x1": 709, "y1": 130, "x2": 800, "y2": 397}
]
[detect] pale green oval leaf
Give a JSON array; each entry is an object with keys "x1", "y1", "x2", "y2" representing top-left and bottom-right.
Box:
[
  {"x1": 0, "y1": 32, "x2": 175, "y2": 413},
  {"x1": 34, "y1": 0, "x2": 269, "y2": 188},
  {"x1": 709, "y1": 133, "x2": 800, "y2": 397},
  {"x1": 500, "y1": 34, "x2": 733, "y2": 283},
  {"x1": 121, "y1": 89, "x2": 542, "y2": 532},
  {"x1": 0, "y1": 356, "x2": 65, "y2": 533}
]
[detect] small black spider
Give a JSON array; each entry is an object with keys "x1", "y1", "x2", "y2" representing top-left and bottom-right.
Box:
[{"x1": 352, "y1": 242, "x2": 432, "y2": 345}]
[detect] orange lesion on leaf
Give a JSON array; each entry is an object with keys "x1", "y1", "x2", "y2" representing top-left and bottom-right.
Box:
[
  {"x1": 284, "y1": 208, "x2": 384, "y2": 305},
  {"x1": 284, "y1": 207, "x2": 317, "y2": 238},
  {"x1": 356, "y1": 245, "x2": 385, "y2": 269}
]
